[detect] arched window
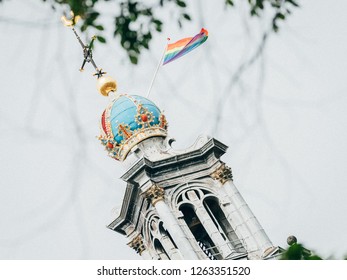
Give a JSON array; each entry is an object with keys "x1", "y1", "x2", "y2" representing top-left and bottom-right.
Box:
[
  {"x1": 153, "y1": 239, "x2": 169, "y2": 260},
  {"x1": 179, "y1": 203, "x2": 221, "y2": 260},
  {"x1": 143, "y1": 213, "x2": 179, "y2": 259},
  {"x1": 158, "y1": 221, "x2": 177, "y2": 249},
  {"x1": 203, "y1": 196, "x2": 246, "y2": 254},
  {"x1": 175, "y1": 185, "x2": 246, "y2": 259}
]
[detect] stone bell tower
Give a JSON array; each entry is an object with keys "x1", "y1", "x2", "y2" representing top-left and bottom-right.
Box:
[
  {"x1": 60, "y1": 16, "x2": 281, "y2": 260},
  {"x1": 98, "y1": 93, "x2": 281, "y2": 260}
]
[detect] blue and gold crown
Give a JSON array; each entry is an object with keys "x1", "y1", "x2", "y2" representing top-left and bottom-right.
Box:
[
  {"x1": 99, "y1": 94, "x2": 168, "y2": 161},
  {"x1": 60, "y1": 16, "x2": 168, "y2": 161}
]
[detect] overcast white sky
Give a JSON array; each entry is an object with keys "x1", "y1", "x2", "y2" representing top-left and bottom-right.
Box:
[{"x1": 0, "y1": 0, "x2": 347, "y2": 259}]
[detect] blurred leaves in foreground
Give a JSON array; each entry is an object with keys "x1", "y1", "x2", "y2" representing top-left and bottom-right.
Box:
[
  {"x1": 281, "y1": 243, "x2": 322, "y2": 260},
  {"x1": 0, "y1": 0, "x2": 299, "y2": 64}
]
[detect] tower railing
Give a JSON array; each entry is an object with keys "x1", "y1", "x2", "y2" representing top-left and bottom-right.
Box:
[{"x1": 196, "y1": 240, "x2": 248, "y2": 260}]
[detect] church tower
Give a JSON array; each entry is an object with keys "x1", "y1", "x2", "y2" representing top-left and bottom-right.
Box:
[
  {"x1": 98, "y1": 93, "x2": 281, "y2": 260},
  {"x1": 59, "y1": 18, "x2": 281, "y2": 260}
]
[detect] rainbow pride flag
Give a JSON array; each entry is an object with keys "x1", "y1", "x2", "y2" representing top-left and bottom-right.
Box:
[{"x1": 163, "y1": 28, "x2": 208, "y2": 65}]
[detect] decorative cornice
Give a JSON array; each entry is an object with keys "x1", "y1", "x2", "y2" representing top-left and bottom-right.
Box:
[
  {"x1": 210, "y1": 163, "x2": 233, "y2": 184},
  {"x1": 127, "y1": 234, "x2": 146, "y2": 255},
  {"x1": 120, "y1": 137, "x2": 228, "y2": 182},
  {"x1": 107, "y1": 182, "x2": 140, "y2": 234},
  {"x1": 143, "y1": 185, "x2": 165, "y2": 206}
]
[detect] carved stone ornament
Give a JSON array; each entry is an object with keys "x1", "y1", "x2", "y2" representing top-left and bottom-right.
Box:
[
  {"x1": 127, "y1": 234, "x2": 146, "y2": 255},
  {"x1": 144, "y1": 185, "x2": 165, "y2": 206},
  {"x1": 211, "y1": 163, "x2": 233, "y2": 184}
]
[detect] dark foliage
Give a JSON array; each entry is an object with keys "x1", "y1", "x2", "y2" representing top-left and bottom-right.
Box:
[
  {"x1": 281, "y1": 243, "x2": 323, "y2": 260},
  {"x1": 1, "y1": 0, "x2": 299, "y2": 63}
]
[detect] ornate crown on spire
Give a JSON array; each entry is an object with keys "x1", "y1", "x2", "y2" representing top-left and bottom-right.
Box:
[
  {"x1": 98, "y1": 94, "x2": 168, "y2": 161},
  {"x1": 61, "y1": 14, "x2": 167, "y2": 161}
]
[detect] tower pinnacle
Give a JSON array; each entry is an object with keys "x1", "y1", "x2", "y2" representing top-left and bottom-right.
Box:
[{"x1": 61, "y1": 11, "x2": 117, "y2": 97}]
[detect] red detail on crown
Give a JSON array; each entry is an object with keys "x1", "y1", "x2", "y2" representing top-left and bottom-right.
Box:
[
  {"x1": 159, "y1": 114, "x2": 167, "y2": 129},
  {"x1": 101, "y1": 110, "x2": 108, "y2": 135},
  {"x1": 106, "y1": 142, "x2": 114, "y2": 149},
  {"x1": 141, "y1": 114, "x2": 148, "y2": 122}
]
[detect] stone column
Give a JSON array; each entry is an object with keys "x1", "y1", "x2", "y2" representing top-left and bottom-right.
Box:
[
  {"x1": 211, "y1": 164, "x2": 274, "y2": 257},
  {"x1": 144, "y1": 185, "x2": 198, "y2": 259},
  {"x1": 186, "y1": 190, "x2": 234, "y2": 259},
  {"x1": 224, "y1": 181, "x2": 273, "y2": 254},
  {"x1": 216, "y1": 185, "x2": 259, "y2": 255},
  {"x1": 160, "y1": 235, "x2": 182, "y2": 260}
]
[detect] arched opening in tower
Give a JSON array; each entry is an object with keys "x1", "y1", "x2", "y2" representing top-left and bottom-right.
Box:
[
  {"x1": 203, "y1": 197, "x2": 246, "y2": 255},
  {"x1": 153, "y1": 238, "x2": 170, "y2": 260},
  {"x1": 179, "y1": 204, "x2": 222, "y2": 260},
  {"x1": 158, "y1": 221, "x2": 178, "y2": 249}
]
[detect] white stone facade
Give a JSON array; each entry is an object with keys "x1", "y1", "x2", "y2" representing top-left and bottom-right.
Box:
[{"x1": 108, "y1": 135, "x2": 281, "y2": 260}]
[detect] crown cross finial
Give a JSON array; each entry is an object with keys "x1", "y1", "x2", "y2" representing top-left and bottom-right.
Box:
[
  {"x1": 61, "y1": 12, "x2": 102, "y2": 74},
  {"x1": 93, "y1": 68, "x2": 107, "y2": 78},
  {"x1": 61, "y1": 11, "x2": 118, "y2": 97},
  {"x1": 70, "y1": 29, "x2": 102, "y2": 76}
]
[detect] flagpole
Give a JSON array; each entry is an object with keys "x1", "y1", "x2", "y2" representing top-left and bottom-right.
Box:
[{"x1": 146, "y1": 39, "x2": 169, "y2": 98}]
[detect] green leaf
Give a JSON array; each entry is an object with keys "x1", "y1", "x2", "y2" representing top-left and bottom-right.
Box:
[
  {"x1": 225, "y1": 0, "x2": 234, "y2": 6},
  {"x1": 129, "y1": 54, "x2": 138, "y2": 64},
  {"x1": 256, "y1": 0, "x2": 264, "y2": 9},
  {"x1": 94, "y1": 25, "x2": 104, "y2": 31},
  {"x1": 96, "y1": 35, "x2": 106, "y2": 43},
  {"x1": 153, "y1": 19, "x2": 163, "y2": 32},
  {"x1": 153, "y1": 19, "x2": 163, "y2": 26},
  {"x1": 276, "y1": 12, "x2": 285, "y2": 20},
  {"x1": 88, "y1": 11, "x2": 100, "y2": 21},
  {"x1": 286, "y1": 0, "x2": 300, "y2": 7},
  {"x1": 81, "y1": 24, "x2": 88, "y2": 32},
  {"x1": 176, "y1": 0, "x2": 186, "y2": 8},
  {"x1": 182, "y1": 13, "x2": 191, "y2": 20}
]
